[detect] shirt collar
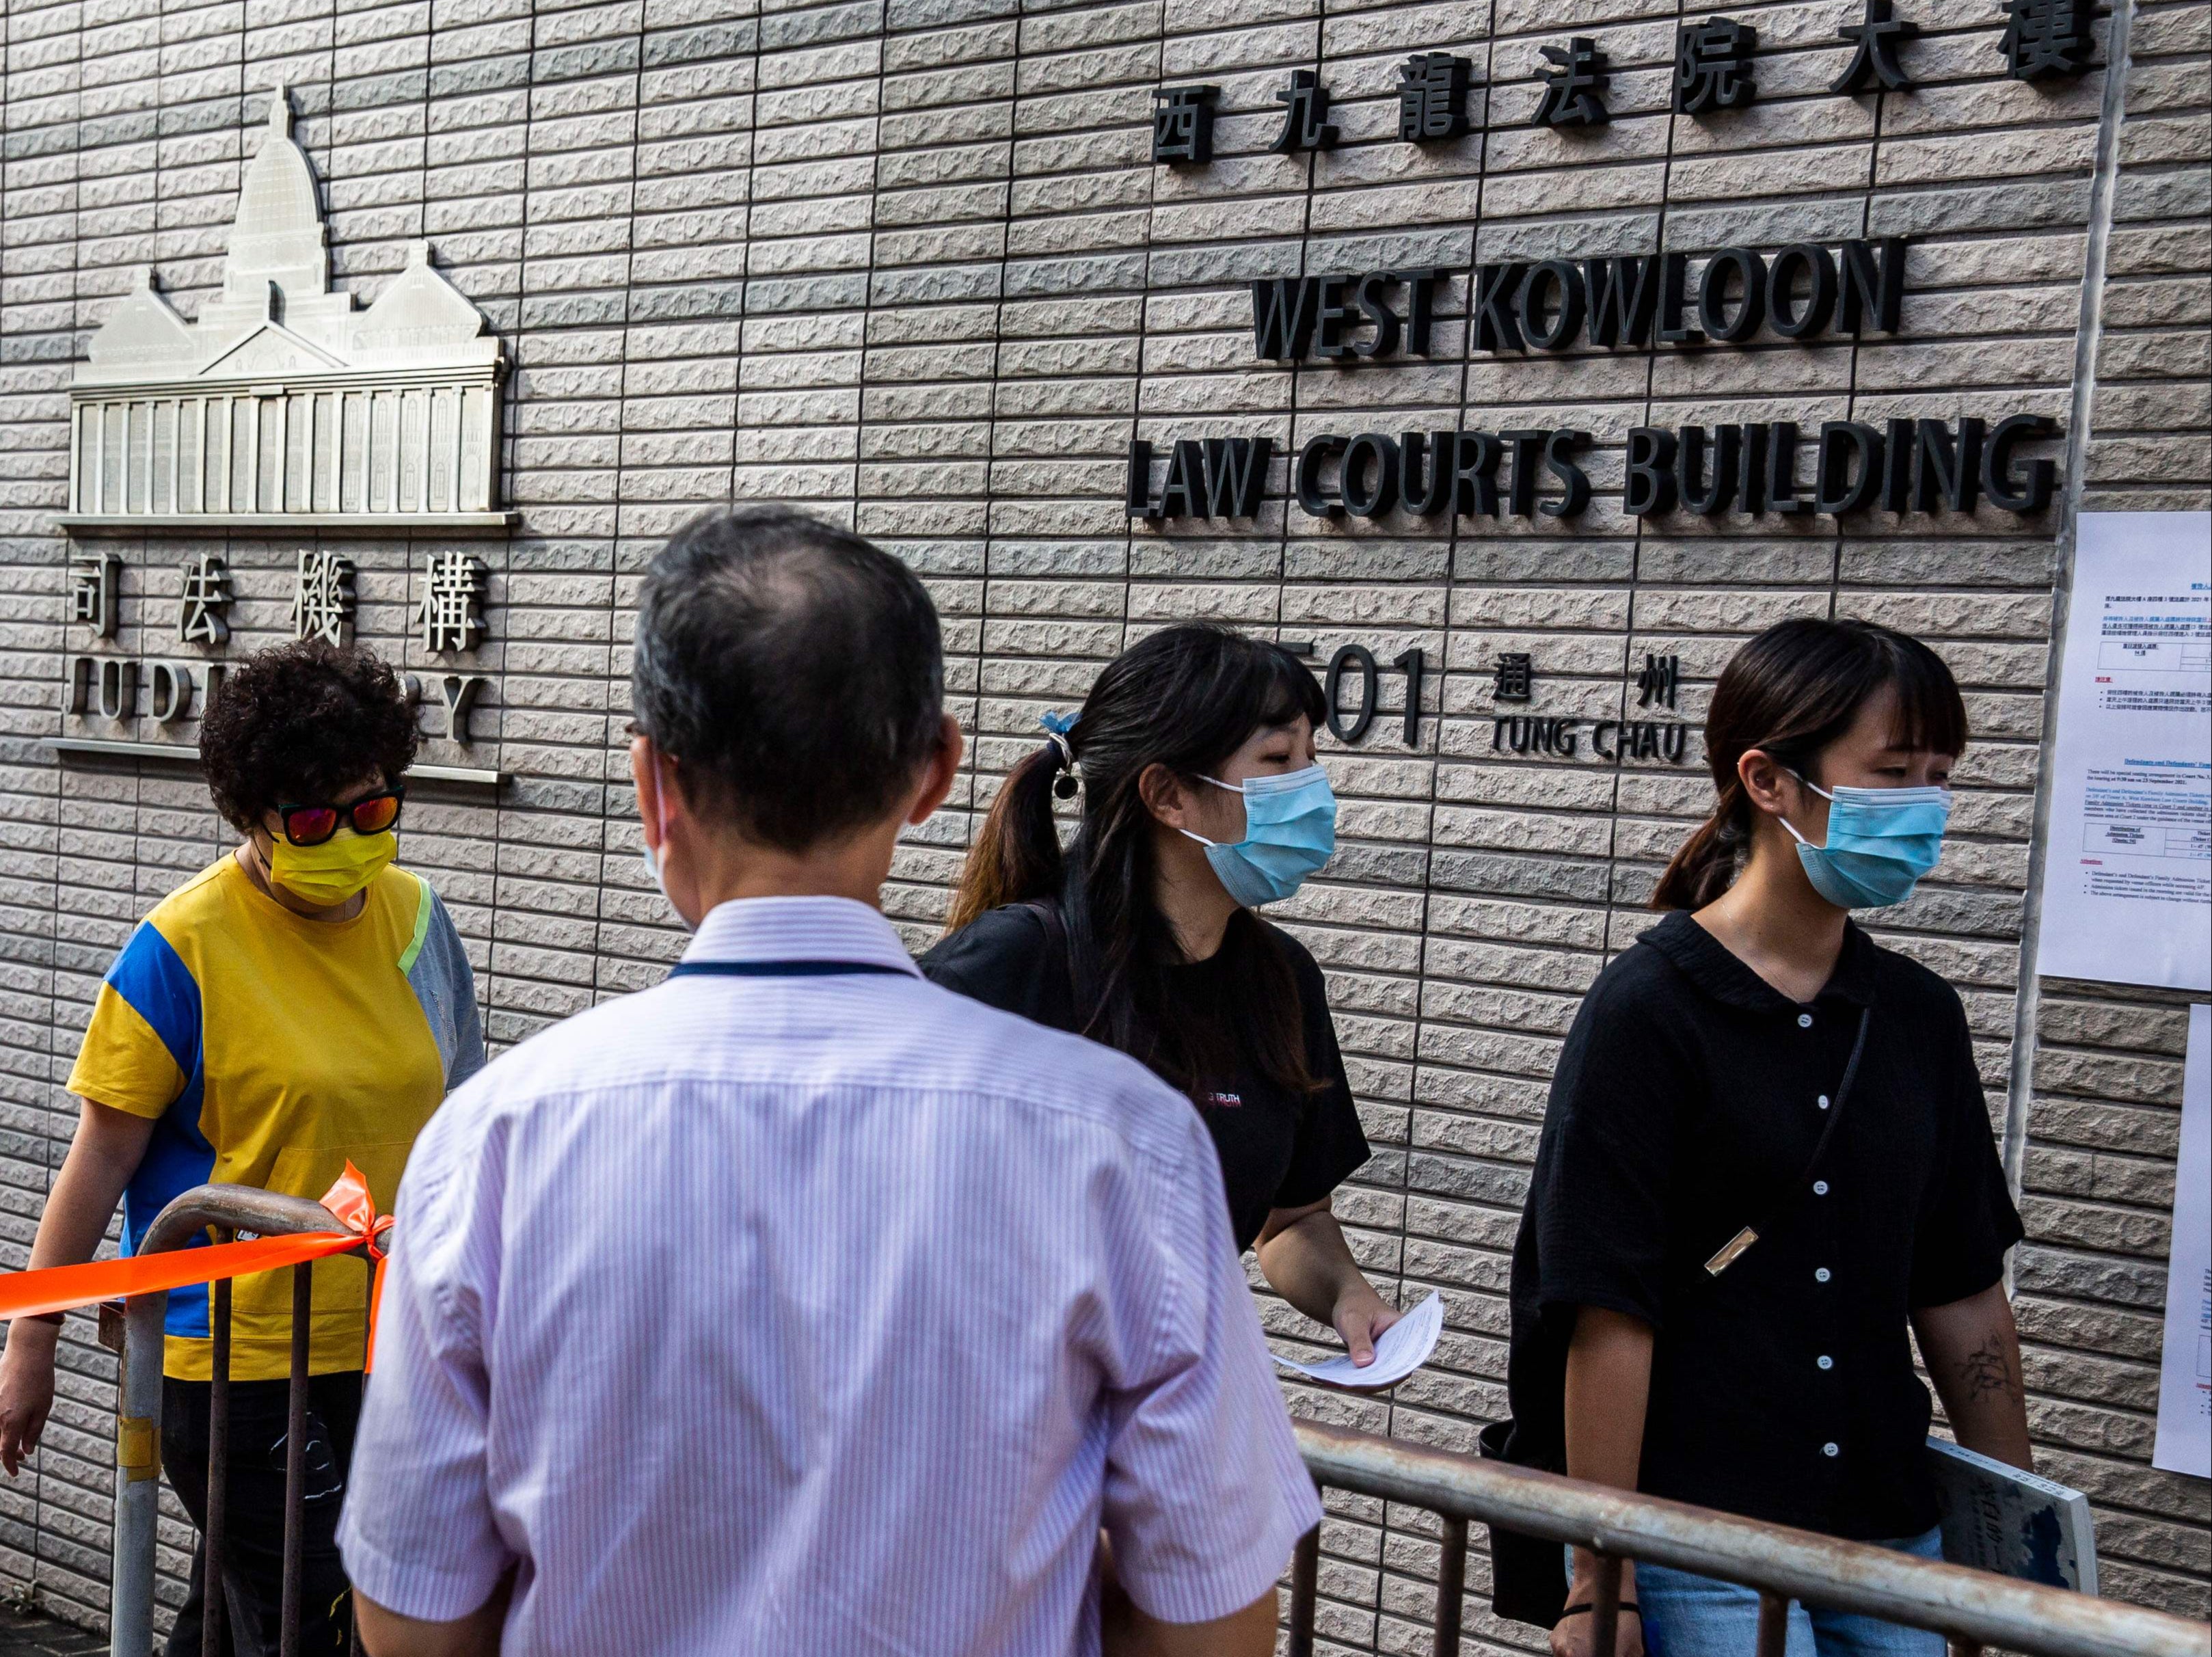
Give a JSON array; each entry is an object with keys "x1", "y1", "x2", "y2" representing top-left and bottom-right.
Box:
[
  {"x1": 1640, "y1": 909, "x2": 1876, "y2": 1014},
  {"x1": 681, "y1": 895, "x2": 922, "y2": 977}
]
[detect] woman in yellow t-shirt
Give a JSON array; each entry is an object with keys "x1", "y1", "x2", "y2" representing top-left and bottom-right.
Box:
[{"x1": 0, "y1": 639, "x2": 483, "y2": 1656}]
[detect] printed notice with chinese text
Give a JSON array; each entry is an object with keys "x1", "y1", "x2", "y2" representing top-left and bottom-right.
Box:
[{"x1": 2036, "y1": 513, "x2": 2211, "y2": 991}]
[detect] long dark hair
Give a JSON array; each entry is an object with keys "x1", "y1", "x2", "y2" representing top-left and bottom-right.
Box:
[
  {"x1": 947, "y1": 624, "x2": 1330, "y2": 1094},
  {"x1": 1653, "y1": 617, "x2": 1968, "y2": 911}
]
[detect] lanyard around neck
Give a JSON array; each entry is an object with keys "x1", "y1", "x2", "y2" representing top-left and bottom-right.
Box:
[{"x1": 667, "y1": 960, "x2": 913, "y2": 980}]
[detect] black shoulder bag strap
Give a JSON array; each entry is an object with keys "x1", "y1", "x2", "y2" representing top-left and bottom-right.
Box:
[
  {"x1": 1014, "y1": 897, "x2": 1091, "y2": 1030},
  {"x1": 1703, "y1": 1003, "x2": 1874, "y2": 1277},
  {"x1": 1016, "y1": 897, "x2": 1068, "y2": 971}
]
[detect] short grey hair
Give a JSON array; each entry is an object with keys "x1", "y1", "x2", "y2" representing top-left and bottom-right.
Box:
[{"x1": 632, "y1": 507, "x2": 945, "y2": 852}]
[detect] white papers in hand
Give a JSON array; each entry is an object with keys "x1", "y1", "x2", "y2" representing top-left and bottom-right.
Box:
[{"x1": 1271, "y1": 1291, "x2": 1443, "y2": 1390}]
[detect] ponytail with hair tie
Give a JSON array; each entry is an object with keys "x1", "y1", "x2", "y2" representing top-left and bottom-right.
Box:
[
  {"x1": 1656, "y1": 777, "x2": 1753, "y2": 911},
  {"x1": 1038, "y1": 710, "x2": 1080, "y2": 799},
  {"x1": 941, "y1": 709, "x2": 1082, "y2": 932}
]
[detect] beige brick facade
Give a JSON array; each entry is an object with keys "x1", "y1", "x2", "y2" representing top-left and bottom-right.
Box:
[{"x1": 2, "y1": 0, "x2": 2206, "y2": 1643}]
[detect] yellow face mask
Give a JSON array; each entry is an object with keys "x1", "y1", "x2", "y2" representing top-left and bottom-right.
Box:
[{"x1": 264, "y1": 831, "x2": 396, "y2": 908}]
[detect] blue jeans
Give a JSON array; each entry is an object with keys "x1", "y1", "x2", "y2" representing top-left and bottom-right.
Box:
[{"x1": 1567, "y1": 1528, "x2": 1945, "y2": 1657}]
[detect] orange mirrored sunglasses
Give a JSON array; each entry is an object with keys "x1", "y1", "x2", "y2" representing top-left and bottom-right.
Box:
[{"x1": 276, "y1": 785, "x2": 406, "y2": 847}]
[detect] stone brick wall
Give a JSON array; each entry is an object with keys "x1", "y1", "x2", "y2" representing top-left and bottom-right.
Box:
[
  {"x1": 1, "y1": 0, "x2": 2204, "y2": 1645},
  {"x1": 2004, "y1": 0, "x2": 2211, "y2": 1624}
]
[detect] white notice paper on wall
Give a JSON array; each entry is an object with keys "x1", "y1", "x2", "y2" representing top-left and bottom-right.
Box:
[
  {"x1": 2153, "y1": 1003, "x2": 2210, "y2": 1479},
  {"x1": 1272, "y1": 1291, "x2": 1443, "y2": 1390},
  {"x1": 2035, "y1": 511, "x2": 2212, "y2": 992}
]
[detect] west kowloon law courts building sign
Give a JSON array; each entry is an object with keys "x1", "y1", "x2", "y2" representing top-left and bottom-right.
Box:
[{"x1": 1, "y1": 0, "x2": 2205, "y2": 1643}]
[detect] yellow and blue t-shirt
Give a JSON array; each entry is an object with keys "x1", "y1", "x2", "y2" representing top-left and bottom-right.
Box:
[{"x1": 66, "y1": 856, "x2": 483, "y2": 1381}]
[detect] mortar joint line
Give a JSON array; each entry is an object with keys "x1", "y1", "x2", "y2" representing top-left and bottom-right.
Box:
[
  {"x1": 1118, "y1": 5, "x2": 1173, "y2": 660},
  {"x1": 586, "y1": 0, "x2": 653, "y2": 1001},
  {"x1": 2003, "y1": 0, "x2": 2139, "y2": 1226},
  {"x1": 1375, "y1": 0, "x2": 1498, "y2": 1585},
  {"x1": 965, "y1": 3, "x2": 1021, "y2": 872},
  {"x1": 1597, "y1": 2, "x2": 1690, "y2": 986}
]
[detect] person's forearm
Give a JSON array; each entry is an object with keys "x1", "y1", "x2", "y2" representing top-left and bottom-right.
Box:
[
  {"x1": 357, "y1": 1585, "x2": 507, "y2": 1657},
  {"x1": 1101, "y1": 1587, "x2": 1278, "y2": 1657},
  {"x1": 1254, "y1": 1209, "x2": 1369, "y2": 1326},
  {"x1": 1563, "y1": 1306, "x2": 1654, "y2": 1595},
  {"x1": 1914, "y1": 1285, "x2": 2033, "y2": 1470},
  {"x1": 27, "y1": 1133, "x2": 139, "y2": 1272},
  {"x1": 8, "y1": 1101, "x2": 149, "y2": 1345},
  {"x1": 1, "y1": 1103, "x2": 149, "y2": 1472}
]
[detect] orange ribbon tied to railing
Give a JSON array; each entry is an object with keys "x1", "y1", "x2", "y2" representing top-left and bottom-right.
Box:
[
  {"x1": 314, "y1": 1160, "x2": 397, "y2": 1370},
  {"x1": 0, "y1": 1159, "x2": 395, "y2": 1367},
  {"x1": 316, "y1": 1159, "x2": 395, "y2": 1261}
]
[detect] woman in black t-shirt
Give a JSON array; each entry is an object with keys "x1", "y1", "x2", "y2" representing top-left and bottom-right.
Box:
[
  {"x1": 923, "y1": 624, "x2": 1399, "y2": 1366},
  {"x1": 1508, "y1": 619, "x2": 2032, "y2": 1657}
]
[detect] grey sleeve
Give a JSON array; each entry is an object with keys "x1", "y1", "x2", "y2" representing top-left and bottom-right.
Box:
[{"x1": 407, "y1": 887, "x2": 487, "y2": 1091}]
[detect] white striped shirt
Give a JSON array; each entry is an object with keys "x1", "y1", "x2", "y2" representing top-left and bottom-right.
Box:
[{"x1": 338, "y1": 895, "x2": 1320, "y2": 1656}]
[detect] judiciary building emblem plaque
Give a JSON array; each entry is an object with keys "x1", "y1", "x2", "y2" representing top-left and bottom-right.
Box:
[{"x1": 62, "y1": 85, "x2": 511, "y2": 532}]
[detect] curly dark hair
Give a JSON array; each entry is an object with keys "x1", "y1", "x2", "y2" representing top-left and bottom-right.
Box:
[{"x1": 200, "y1": 641, "x2": 420, "y2": 833}]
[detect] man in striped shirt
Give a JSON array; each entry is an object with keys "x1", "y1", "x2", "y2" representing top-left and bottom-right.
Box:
[{"x1": 340, "y1": 507, "x2": 1321, "y2": 1657}]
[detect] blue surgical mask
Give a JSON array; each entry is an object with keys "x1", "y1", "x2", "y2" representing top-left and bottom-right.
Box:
[
  {"x1": 640, "y1": 755, "x2": 682, "y2": 921},
  {"x1": 1179, "y1": 764, "x2": 1338, "y2": 908},
  {"x1": 1781, "y1": 776, "x2": 1951, "y2": 909}
]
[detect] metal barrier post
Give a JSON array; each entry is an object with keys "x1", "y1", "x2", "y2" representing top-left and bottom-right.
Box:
[
  {"x1": 1429, "y1": 1515, "x2": 1466, "y2": 1657},
  {"x1": 350, "y1": 1250, "x2": 374, "y2": 1657},
  {"x1": 278, "y1": 1262, "x2": 311, "y2": 1657},
  {"x1": 203, "y1": 1271, "x2": 230, "y2": 1657},
  {"x1": 1587, "y1": 1552, "x2": 1621, "y2": 1657},
  {"x1": 1757, "y1": 1590, "x2": 1790, "y2": 1656},
  {"x1": 1287, "y1": 1520, "x2": 1319, "y2": 1657},
  {"x1": 110, "y1": 1291, "x2": 167, "y2": 1657}
]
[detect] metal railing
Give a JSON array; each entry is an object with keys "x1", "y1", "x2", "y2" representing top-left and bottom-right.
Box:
[
  {"x1": 1289, "y1": 1419, "x2": 2211, "y2": 1657},
  {"x1": 109, "y1": 1185, "x2": 372, "y2": 1657},
  {"x1": 103, "y1": 1190, "x2": 2209, "y2": 1657}
]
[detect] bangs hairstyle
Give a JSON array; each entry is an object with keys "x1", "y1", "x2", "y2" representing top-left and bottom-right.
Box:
[
  {"x1": 1652, "y1": 616, "x2": 1967, "y2": 911},
  {"x1": 947, "y1": 623, "x2": 1327, "y2": 1096}
]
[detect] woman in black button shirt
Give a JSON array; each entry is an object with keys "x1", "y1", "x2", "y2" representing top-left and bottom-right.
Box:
[
  {"x1": 1510, "y1": 619, "x2": 2032, "y2": 1657},
  {"x1": 923, "y1": 624, "x2": 1401, "y2": 1367}
]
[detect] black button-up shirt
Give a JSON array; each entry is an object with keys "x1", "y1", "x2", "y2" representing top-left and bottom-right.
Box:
[{"x1": 1506, "y1": 911, "x2": 2023, "y2": 1541}]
